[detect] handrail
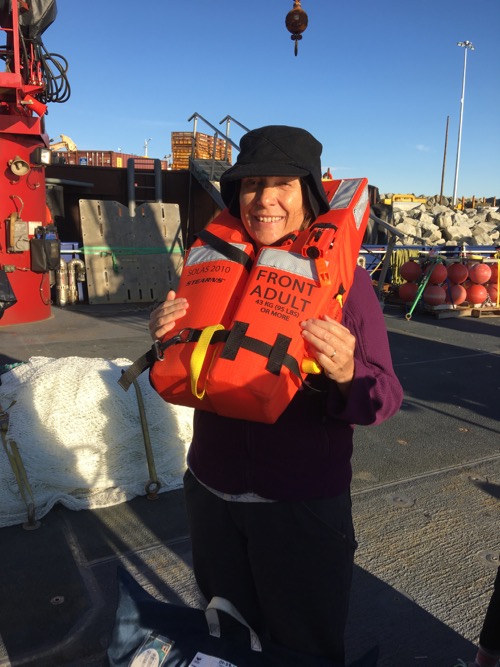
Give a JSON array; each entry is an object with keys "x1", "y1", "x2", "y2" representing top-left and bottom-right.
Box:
[
  {"x1": 187, "y1": 112, "x2": 250, "y2": 180},
  {"x1": 219, "y1": 115, "x2": 251, "y2": 137},
  {"x1": 187, "y1": 112, "x2": 240, "y2": 152}
]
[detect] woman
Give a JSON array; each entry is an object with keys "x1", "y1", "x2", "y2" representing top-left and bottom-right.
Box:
[
  {"x1": 149, "y1": 125, "x2": 403, "y2": 665},
  {"x1": 461, "y1": 566, "x2": 500, "y2": 666}
]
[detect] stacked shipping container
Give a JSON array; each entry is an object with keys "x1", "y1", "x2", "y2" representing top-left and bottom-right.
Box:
[
  {"x1": 50, "y1": 131, "x2": 232, "y2": 172},
  {"x1": 51, "y1": 151, "x2": 169, "y2": 170},
  {"x1": 171, "y1": 131, "x2": 232, "y2": 170}
]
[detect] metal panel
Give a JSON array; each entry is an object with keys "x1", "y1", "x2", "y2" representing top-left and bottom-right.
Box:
[{"x1": 79, "y1": 200, "x2": 184, "y2": 304}]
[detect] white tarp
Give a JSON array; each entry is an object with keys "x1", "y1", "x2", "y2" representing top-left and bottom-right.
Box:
[{"x1": 0, "y1": 356, "x2": 193, "y2": 528}]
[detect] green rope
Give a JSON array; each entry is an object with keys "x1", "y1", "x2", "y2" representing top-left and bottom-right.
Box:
[
  {"x1": 0, "y1": 362, "x2": 24, "y2": 376},
  {"x1": 391, "y1": 248, "x2": 421, "y2": 285},
  {"x1": 71, "y1": 245, "x2": 185, "y2": 256},
  {"x1": 66, "y1": 245, "x2": 185, "y2": 274}
]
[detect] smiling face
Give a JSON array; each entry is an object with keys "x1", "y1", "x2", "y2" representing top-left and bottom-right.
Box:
[{"x1": 239, "y1": 176, "x2": 308, "y2": 247}]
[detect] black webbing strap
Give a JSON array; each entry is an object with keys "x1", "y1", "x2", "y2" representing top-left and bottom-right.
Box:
[
  {"x1": 118, "y1": 323, "x2": 301, "y2": 392},
  {"x1": 118, "y1": 332, "x2": 191, "y2": 391},
  {"x1": 197, "y1": 229, "x2": 253, "y2": 272},
  {"x1": 118, "y1": 348, "x2": 156, "y2": 391},
  {"x1": 218, "y1": 322, "x2": 248, "y2": 360},
  {"x1": 219, "y1": 322, "x2": 300, "y2": 378},
  {"x1": 267, "y1": 334, "x2": 293, "y2": 375}
]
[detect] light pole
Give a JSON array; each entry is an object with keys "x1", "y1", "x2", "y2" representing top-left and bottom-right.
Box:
[
  {"x1": 144, "y1": 138, "x2": 152, "y2": 157},
  {"x1": 452, "y1": 40, "x2": 474, "y2": 206}
]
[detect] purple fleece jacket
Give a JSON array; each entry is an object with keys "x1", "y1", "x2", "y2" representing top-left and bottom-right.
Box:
[{"x1": 188, "y1": 266, "x2": 403, "y2": 501}]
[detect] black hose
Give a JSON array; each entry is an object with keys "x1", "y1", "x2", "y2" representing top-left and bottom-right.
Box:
[
  {"x1": 34, "y1": 39, "x2": 71, "y2": 104},
  {"x1": 6, "y1": 25, "x2": 71, "y2": 104}
]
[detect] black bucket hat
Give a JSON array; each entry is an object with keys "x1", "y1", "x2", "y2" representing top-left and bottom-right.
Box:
[{"x1": 220, "y1": 125, "x2": 330, "y2": 220}]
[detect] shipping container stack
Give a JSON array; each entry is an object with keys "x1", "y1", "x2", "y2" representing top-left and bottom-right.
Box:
[
  {"x1": 50, "y1": 151, "x2": 168, "y2": 170},
  {"x1": 171, "y1": 132, "x2": 232, "y2": 171}
]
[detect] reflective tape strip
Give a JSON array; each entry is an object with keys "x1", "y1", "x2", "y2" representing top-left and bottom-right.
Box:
[
  {"x1": 256, "y1": 248, "x2": 318, "y2": 282},
  {"x1": 353, "y1": 185, "x2": 369, "y2": 230},
  {"x1": 329, "y1": 178, "x2": 364, "y2": 210},
  {"x1": 186, "y1": 243, "x2": 248, "y2": 267}
]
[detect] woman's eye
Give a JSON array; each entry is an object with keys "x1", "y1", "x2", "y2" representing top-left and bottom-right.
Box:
[{"x1": 242, "y1": 179, "x2": 259, "y2": 190}]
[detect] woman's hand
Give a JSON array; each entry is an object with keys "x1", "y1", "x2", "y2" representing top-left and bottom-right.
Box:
[
  {"x1": 149, "y1": 290, "x2": 189, "y2": 341},
  {"x1": 300, "y1": 315, "x2": 355, "y2": 395}
]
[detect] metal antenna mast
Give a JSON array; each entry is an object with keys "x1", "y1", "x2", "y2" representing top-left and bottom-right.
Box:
[{"x1": 452, "y1": 40, "x2": 474, "y2": 206}]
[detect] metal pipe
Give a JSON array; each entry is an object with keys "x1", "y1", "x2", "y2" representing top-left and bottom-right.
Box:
[
  {"x1": 67, "y1": 259, "x2": 85, "y2": 304},
  {"x1": 218, "y1": 115, "x2": 251, "y2": 134},
  {"x1": 188, "y1": 112, "x2": 240, "y2": 152},
  {"x1": 222, "y1": 117, "x2": 231, "y2": 161},
  {"x1": 219, "y1": 116, "x2": 250, "y2": 162},
  {"x1": 210, "y1": 131, "x2": 218, "y2": 179},
  {"x1": 452, "y1": 41, "x2": 474, "y2": 206},
  {"x1": 154, "y1": 159, "x2": 162, "y2": 202},
  {"x1": 405, "y1": 259, "x2": 443, "y2": 321},
  {"x1": 130, "y1": 376, "x2": 161, "y2": 500},
  {"x1": 189, "y1": 114, "x2": 199, "y2": 159},
  {"x1": 440, "y1": 115, "x2": 449, "y2": 205},
  {"x1": 55, "y1": 258, "x2": 69, "y2": 306},
  {"x1": 45, "y1": 177, "x2": 94, "y2": 188},
  {"x1": 127, "y1": 157, "x2": 136, "y2": 217}
]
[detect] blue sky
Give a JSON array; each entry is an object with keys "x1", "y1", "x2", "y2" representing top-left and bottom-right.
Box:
[{"x1": 42, "y1": 0, "x2": 499, "y2": 198}]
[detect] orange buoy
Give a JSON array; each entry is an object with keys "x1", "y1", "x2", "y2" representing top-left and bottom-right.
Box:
[
  {"x1": 428, "y1": 263, "x2": 448, "y2": 285},
  {"x1": 447, "y1": 262, "x2": 468, "y2": 284},
  {"x1": 447, "y1": 283, "x2": 467, "y2": 306},
  {"x1": 423, "y1": 284, "x2": 446, "y2": 306},
  {"x1": 469, "y1": 263, "x2": 492, "y2": 284},
  {"x1": 400, "y1": 260, "x2": 422, "y2": 282},
  {"x1": 486, "y1": 283, "x2": 498, "y2": 304},
  {"x1": 398, "y1": 281, "x2": 419, "y2": 302},
  {"x1": 466, "y1": 283, "x2": 488, "y2": 305},
  {"x1": 489, "y1": 262, "x2": 498, "y2": 284}
]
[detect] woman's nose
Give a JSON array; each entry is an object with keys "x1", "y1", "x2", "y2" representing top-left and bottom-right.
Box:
[{"x1": 255, "y1": 185, "x2": 276, "y2": 205}]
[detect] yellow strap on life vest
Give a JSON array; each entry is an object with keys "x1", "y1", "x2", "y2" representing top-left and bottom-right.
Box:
[
  {"x1": 301, "y1": 292, "x2": 344, "y2": 376},
  {"x1": 190, "y1": 324, "x2": 225, "y2": 400},
  {"x1": 301, "y1": 358, "x2": 322, "y2": 374}
]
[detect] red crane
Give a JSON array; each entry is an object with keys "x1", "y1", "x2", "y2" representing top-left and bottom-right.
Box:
[{"x1": 0, "y1": 0, "x2": 69, "y2": 325}]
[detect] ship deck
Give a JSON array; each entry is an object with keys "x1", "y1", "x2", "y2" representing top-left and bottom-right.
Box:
[{"x1": 0, "y1": 300, "x2": 499, "y2": 667}]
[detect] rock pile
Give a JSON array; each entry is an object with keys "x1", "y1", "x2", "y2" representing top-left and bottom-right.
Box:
[{"x1": 381, "y1": 195, "x2": 500, "y2": 247}]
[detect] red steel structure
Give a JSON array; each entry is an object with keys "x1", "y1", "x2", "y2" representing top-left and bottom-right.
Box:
[{"x1": 0, "y1": 0, "x2": 67, "y2": 324}]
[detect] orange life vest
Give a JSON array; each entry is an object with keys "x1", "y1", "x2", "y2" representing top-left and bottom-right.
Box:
[{"x1": 121, "y1": 177, "x2": 370, "y2": 424}]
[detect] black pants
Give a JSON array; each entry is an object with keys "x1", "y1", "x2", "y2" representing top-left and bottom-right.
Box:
[
  {"x1": 184, "y1": 469, "x2": 357, "y2": 665},
  {"x1": 480, "y1": 566, "x2": 500, "y2": 652}
]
